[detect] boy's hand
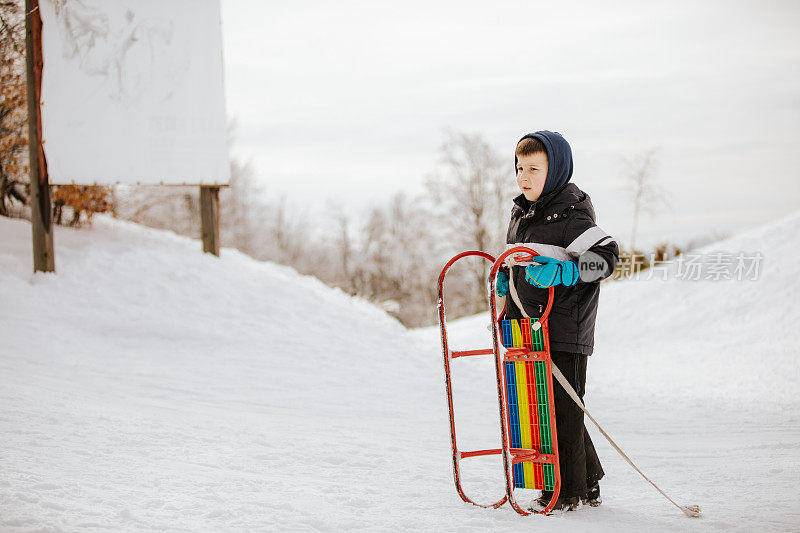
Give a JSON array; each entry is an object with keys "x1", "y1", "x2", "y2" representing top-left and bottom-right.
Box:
[
  {"x1": 524, "y1": 256, "x2": 580, "y2": 288},
  {"x1": 490, "y1": 270, "x2": 509, "y2": 297}
]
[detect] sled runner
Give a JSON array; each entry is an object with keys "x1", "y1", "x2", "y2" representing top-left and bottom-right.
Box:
[{"x1": 437, "y1": 247, "x2": 561, "y2": 515}]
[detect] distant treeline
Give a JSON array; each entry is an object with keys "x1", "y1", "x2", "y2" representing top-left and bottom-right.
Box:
[{"x1": 2, "y1": 127, "x2": 711, "y2": 327}]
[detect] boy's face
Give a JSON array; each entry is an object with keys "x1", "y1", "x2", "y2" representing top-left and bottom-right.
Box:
[{"x1": 516, "y1": 152, "x2": 548, "y2": 201}]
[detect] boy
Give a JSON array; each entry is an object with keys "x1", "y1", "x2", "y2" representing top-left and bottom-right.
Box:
[{"x1": 496, "y1": 131, "x2": 619, "y2": 511}]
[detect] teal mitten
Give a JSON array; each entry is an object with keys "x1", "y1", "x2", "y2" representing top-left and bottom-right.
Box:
[
  {"x1": 489, "y1": 270, "x2": 510, "y2": 297},
  {"x1": 524, "y1": 256, "x2": 580, "y2": 288}
]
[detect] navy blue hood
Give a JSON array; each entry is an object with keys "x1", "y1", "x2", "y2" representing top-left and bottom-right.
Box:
[{"x1": 515, "y1": 130, "x2": 573, "y2": 197}]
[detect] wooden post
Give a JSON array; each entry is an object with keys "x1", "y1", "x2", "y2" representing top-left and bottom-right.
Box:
[
  {"x1": 25, "y1": 0, "x2": 54, "y2": 273},
  {"x1": 200, "y1": 185, "x2": 220, "y2": 256}
]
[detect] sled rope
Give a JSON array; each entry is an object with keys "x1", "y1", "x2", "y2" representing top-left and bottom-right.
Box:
[
  {"x1": 548, "y1": 365, "x2": 701, "y2": 518},
  {"x1": 504, "y1": 253, "x2": 702, "y2": 518}
]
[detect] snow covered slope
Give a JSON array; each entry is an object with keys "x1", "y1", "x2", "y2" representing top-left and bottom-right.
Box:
[
  {"x1": 593, "y1": 210, "x2": 800, "y2": 405},
  {"x1": 0, "y1": 216, "x2": 439, "y2": 531},
  {"x1": 1, "y1": 213, "x2": 799, "y2": 531}
]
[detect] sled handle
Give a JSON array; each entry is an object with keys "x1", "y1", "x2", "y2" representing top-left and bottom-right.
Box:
[
  {"x1": 437, "y1": 250, "x2": 504, "y2": 323},
  {"x1": 488, "y1": 246, "x2": 555, "y2": 326}
]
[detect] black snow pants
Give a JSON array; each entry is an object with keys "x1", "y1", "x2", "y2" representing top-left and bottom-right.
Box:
[{"x1": 550, "y1": 351, "x2": 604, "y2": 498}]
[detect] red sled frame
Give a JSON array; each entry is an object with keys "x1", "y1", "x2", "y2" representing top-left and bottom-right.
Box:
[{"x1": 437, "y1": 247, "x2": 561, "y2": 516}]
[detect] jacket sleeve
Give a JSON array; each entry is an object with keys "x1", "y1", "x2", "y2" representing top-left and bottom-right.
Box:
[{"x1": 562, "y1": 212, "x2": 619, "y2": 282}]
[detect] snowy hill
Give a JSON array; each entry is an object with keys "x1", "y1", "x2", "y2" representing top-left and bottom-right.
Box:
[
  {"x1": 596, "y1": 210, "x2": 800, "y2": 405},
  {"x1": 1, "y1": 214, "x2": 799, "y2": 531}
]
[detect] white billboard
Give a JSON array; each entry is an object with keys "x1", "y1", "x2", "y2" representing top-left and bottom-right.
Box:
[{"x1": 39, "y1": 0, "x2": 230, "y2": 186}]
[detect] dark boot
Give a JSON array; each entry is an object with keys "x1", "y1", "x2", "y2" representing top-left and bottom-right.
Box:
[
  {"x1": 582, "y1": 482, "x2": 602, "y2": 507},
  {"x1": 528, "y1": 491, "x2": 581, "y2": 513}
]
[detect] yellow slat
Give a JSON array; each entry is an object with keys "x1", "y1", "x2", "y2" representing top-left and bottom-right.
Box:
[{"x1": 511, "y1": 320, "x2": 523, "y2": 347}]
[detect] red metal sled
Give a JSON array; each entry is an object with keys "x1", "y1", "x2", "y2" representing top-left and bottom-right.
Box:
[{"x1": 437, "y1": 247, "x2": 561, "y2": 516}]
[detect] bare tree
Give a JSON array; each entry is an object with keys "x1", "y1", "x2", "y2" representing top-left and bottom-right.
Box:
[
  {"x1": 425, "y1": 131, "x2": 515, "y2": 313},
  {"x1": 347, "y1": 192, "x2": 441, "y2": 326},
  {"x1": 260, "y1": 195, "x2": 312, "y2": 267},
  {"x1": 325, "y1": 207, "x2": 355, "y2": 293},
  {"x1": 220, "y1": 157, "x2": 260, "y2": 255},
  {"x1": 623, "y1": 147, "x2": 669, "y2": 274},
  {"x1": 115, "y1": 184, "x2": 200, "y2": 236},
  {"x1": 426, "y1": 131, "x2": 513, "y2": 253}
]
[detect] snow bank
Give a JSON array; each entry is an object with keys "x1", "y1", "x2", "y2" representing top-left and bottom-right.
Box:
[{"x1": 592, "y1": 210, "x2": 800, "y2": 407}]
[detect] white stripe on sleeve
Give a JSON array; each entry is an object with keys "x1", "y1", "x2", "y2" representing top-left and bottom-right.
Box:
[{"x1": 566, "y1": 226, "x2": 615, "y2": 256}]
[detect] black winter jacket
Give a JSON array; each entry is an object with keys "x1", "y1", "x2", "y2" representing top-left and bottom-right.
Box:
[{"x1": 505, "y1": 183, "x2": 619, "y2": 355}]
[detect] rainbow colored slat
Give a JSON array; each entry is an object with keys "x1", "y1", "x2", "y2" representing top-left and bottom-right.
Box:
[{"x1": 501, "y1": 318, "x2": 555, "y2": 491}]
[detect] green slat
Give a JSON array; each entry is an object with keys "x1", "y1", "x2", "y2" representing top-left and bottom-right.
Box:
[
  {"x1": 530, "y1": 317, "x2": 544, "y2": 350},
  {"x1": 535, "y1": 361, "x2": 553, "y2": 453},
  {"x1": 544, "y1": 464, "x2": 555, "y2": 491}
]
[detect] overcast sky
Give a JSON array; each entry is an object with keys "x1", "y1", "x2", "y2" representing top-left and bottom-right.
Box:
[{"x1": 219, "y1": 0, "x2": 800, "y2": 248}]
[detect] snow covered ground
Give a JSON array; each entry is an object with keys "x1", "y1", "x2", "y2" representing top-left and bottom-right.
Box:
[{"x1": 1, "y1": 213, "x2": 799, "y2": 531}]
